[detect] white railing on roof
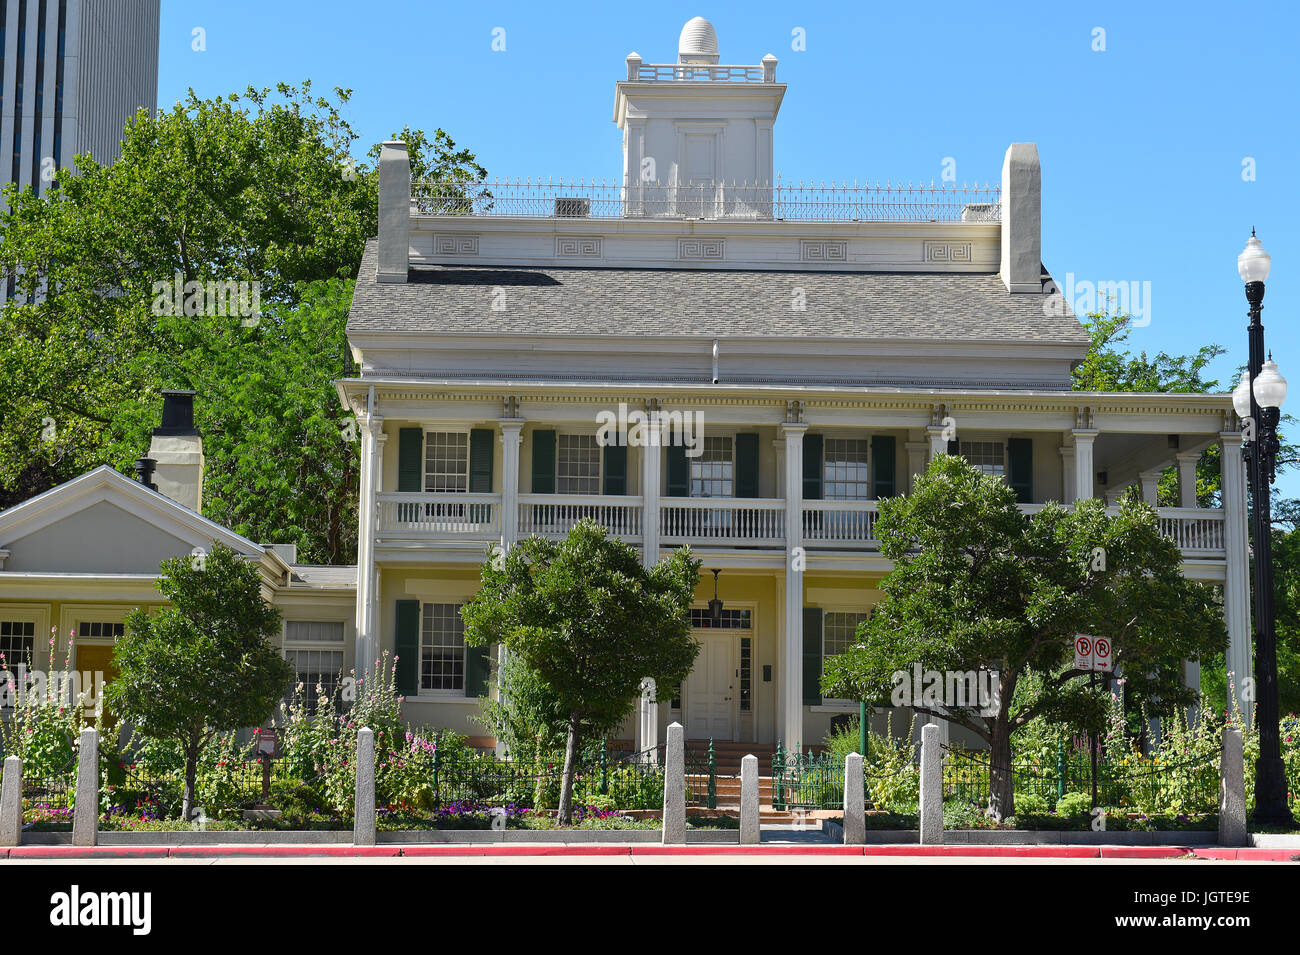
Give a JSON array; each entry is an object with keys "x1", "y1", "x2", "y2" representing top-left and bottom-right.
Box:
[
  {"x1": 412, "y1": 178, "x2": 1001, "y2": 223},
  {"x1": 632, "y1": 62, "x2": 769, "y2": 83}
]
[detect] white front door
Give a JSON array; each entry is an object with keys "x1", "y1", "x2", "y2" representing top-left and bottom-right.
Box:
[{"x1": 686, "y1": 632, "x2": 734, "y2": 740}]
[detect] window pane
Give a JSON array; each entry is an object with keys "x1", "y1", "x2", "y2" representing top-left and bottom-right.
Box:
[
  {"x1": 0, "y1": 621, "x2": 36, "y2": 668},
  {"x1": 691, "y1": 436, "x2": 733, "y2": 498},
  {"x1": 425, "y1": 431, "x2": 469, "y2": 492},
  {"x1": 823, "y1": 438, "x2": 870, "y2": 500},
  {"x1": 285, "y1": 649, "x2": 344, "y2": 715},
  {"x1": 77, "y1": 621, "x2": 124, "y2": 639},
  {"x1": 557, "y1": 433, "x2": 601, "y2": 495},
  {"x1": 421, "y1": 603, "x2": 466, "y2": 691},
  {"x1": 958, "y1": 441, "x2": 1006, "y2": 478},
  {"x1": 823, "y1": 611, "x2": 867, "y2": 658}
]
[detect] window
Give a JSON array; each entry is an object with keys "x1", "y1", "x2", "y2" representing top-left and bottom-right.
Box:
[
  {"x1": 689, "y1": 608, "x2": 752, "y2": 629},
  {"x1": 77, "y1": 621, "x2": 124, "y2": 639},
  {"x1": 823, "y1": 611, "x2": 867, "y2": 660},
  {"x1": 958, "y1": 441, "x2": 1006, "y2": 478},
  {"x1": 285, "y1": 649, "x2": 344, "y2": 714},
  {"x1": 823, "y1": 438, "x2": 870, "y2": 500},
  {"x1": 0, "y1": 620, "x2": 35, "y2": 667},
  {"x1": 421, "y1": 603, "x2": 466, "y2": 692},
  {"x1": 691, "y1": 436, "x2": 733, "y2": 498},
  {"x1": 285, "y1": 621, "x2": 344, "y2": 643},
  {"x1": 556, "y1": 433, "x2": 601, "y2": 495},
  {"x1": 424, "y1": 431, "x2": 468, "y2": 492}
]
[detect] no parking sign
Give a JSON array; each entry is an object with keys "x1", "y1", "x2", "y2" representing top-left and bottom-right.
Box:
[{"x1": 1073, "y1": 634, "x2": 1113, "y2": 672}]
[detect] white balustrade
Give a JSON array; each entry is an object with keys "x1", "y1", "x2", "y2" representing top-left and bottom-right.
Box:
[{"x1": 517, "y1": 494, "x2": 643, "y2": 541}]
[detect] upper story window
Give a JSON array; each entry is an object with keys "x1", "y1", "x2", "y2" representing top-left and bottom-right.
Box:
[
  {"x1": 557, "y1": 433, "x2": 601, "y2": 495},
  {"x1": 285, "y1": 620, "x2": 345, "y2": 643},
  {"x1": 425, "y1": 431, "x2": 469, "y2": 492},
  {"x1": 823, "y1": 438, "x2": 870, "y2": 500},
  {"x1": 691, "y1": 436, "x2": 734, "y2": 497},
  {"x1": 958, "y1": 440, "x2": 1006, "y2": 479}
]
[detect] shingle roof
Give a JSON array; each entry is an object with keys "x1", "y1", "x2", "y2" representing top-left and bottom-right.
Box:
[{"x1": 347, "y1": 238, "x2": 1088, "y2": 344}]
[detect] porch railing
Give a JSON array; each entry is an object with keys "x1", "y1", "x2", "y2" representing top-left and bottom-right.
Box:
[
  {"x1": 375, "y1": 492, "x2": 501, "y2": 539},
  {"x1": 660, "y1": 497, "x2": 786, "y2": 546},
  {"x1": 518, "y1": 494, "x2": 643, "y2": 541}
]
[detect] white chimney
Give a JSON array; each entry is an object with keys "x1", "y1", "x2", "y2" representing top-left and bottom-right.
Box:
[
  {"x1": 148, "y1": 390, "x2": 204, "y2": 513},
  {"x1": 1000, "y1": 143, "x2": 1043, "y2": 293},
  {"x1": 377, "y1": 141, "x2": 411, "y2": 283}
]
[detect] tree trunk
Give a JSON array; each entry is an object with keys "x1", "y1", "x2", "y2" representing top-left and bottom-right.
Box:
[
  {"x1": 183, "y1": 743, "x2": 199, "y2": 824},
  {"x1": 556, "y1": 711, "x2": 581, "y2": 825},
  {"x1": 988, "y1": 720, "x2": 1014, "y2": 820}
]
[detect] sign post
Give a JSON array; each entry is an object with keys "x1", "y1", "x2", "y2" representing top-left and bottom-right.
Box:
[{"x1": 1074, "y1": 636, "x2": 1114, "y2": 810}]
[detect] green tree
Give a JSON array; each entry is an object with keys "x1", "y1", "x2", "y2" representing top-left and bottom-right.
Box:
[
  {"x1": 105, "y1": 543, "x2": 293, "y2": 820},
  {"x1": 0, "y1": 81, "x2": 485, "y2": 561},
  {"x1": 822, "y1": 455, "x2": 1227, "y2": 816},
  {"x1": 461, "y1": 521, "x2": 701, "y2": 823}
]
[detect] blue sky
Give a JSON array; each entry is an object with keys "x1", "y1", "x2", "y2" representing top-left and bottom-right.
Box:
[{"x1": 159, "y1": 0, "x2": 1300, "y2": 496}]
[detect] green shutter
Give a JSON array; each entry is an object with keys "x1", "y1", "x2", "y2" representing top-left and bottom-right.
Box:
[
  {"x1": 1008, "y1": 438, "x2": 1033, "y2": 503},
  {"x1": 802, "y1": 434, "x2": 823, "y2": 501},
  {"x1": 802, "y1": 607, "x2": 823, "y2": 707},
  {"x1": 735, "y1": 433, "x2": 759, "y2": 498},
  {"x1": 398, "y1": 428, "x2": 423, "y2": 491},
  {"x1": 666, "y1": 445, "x2": 689, "y2": 497},
  {"x1": 531, "y1": 429, "x2": 556, "y2": 493},
  {"x1": 602, "y1": 444, "x2": 628, "y2": 495},
  {"x1": 465, "y1": 644, "x2": 490, "y2": 698},
  {"x1": 395, "y1": 600, "x2": 420, "y2": 697},
  {"x1": 947, "y1": 439, "x2": 959, "y2": 455},
  {"x1": 469, "y1": 428, "x2": 494, "y2": 492},
  {"x1": 871, "y1": 435, "x2": 896, "y2": 499}
]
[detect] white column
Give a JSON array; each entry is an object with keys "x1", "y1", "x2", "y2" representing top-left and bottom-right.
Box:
[
  {"x1": 1176, "y1": 451, "x2": 1201, "y2": 508},
  {"x1": 1059, "y1": 443, "x2": 1076, "y2": 503},
  {"x1": 926, "y1": 426, "x2": 948, "y2": 462},
  {"x1": 1220, "y1": 430, "x2": 1253, "y2": 726},
  {"x1": 1138, "y1": 469, "x2": 1162, "y2": 505},
  {"x1": 641, "y1": 417, "x2": 661, "y2": 567},
  {"x1": 498, "y1": 419, "x2": 523, "y2": 547},
  {"x1": 781, "y1": 422, "x2": 807, "y2": 749},
  {"x1": 495, "y1": 419, "x2": 523, "y2": 755},
  {"x1": 1071, "y1": 428, "x2": 1097, "y2": 502},
  {"x1": 355, "y1": 417, "x2": 385, "y2": 678}
]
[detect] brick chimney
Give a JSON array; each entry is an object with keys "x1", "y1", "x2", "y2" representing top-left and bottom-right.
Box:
[{"x1": 147, "y1": 390, "x2": 204, "y2": 512}]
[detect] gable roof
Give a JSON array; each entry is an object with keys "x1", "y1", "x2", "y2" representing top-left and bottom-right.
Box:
[
  {"x1": 0, "y1": 465, "x2": 268, "y2": 560},
  {"x1": 347, "y1": 238, "x2": 1089, "y2": 345}
]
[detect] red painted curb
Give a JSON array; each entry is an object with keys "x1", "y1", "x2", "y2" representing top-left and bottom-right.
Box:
[
  {"x1": 1099, "y1": 847, "x2": 1192, "y2": 859},
  {"x1": 1192, "y1": 848, "x2": 1300, "y2": 862},
  {"x1": 860, "y1": 845, "x2": 1100, "y2": 858}
]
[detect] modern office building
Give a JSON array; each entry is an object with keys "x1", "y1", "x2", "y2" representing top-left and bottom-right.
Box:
[{"x1": 0, "y1": 0, "x2": 159, "y2": 198}]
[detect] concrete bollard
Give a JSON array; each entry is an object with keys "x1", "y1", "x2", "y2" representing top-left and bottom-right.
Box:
[
  {"x1": 662, "y1": 721, "x2": 685, "y2": 845},
  {"x1": 0, "y1": 756, "x2": 21, "y2": 846},
  {"x1": 354, "y1": 727, "x2": 376, "y2": 847},
  {"x1": 1219, "y1": 726, "x2": 1247, "y2": 847},
  {"x1": 919, "y1": 723, "x2": 943, "y2": 845},
  {"x1": 842, "y1": 752, "x2": 865, "y2": 845},
  {"x1": 740, "y1": 754, "x2": 759, "y2": 845},
  {"x1": 73, "y1": 728, "x2": 98, "y2": 847}
]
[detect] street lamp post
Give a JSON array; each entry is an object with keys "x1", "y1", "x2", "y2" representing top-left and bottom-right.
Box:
[{"x1": 1232, "y1": 230, "x2": 1294, "y2": 826}]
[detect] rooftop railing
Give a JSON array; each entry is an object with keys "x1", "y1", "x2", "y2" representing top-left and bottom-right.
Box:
[{"x1": 412, "y1": 179, "x2": 1002, "y2": 223}]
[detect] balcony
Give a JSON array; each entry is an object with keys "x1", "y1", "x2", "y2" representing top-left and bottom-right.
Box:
[{"x1": 375, "y1": 493, "x2": 1227, "y2": 561}]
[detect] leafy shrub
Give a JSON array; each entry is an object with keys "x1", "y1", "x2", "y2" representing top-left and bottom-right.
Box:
[{"x1": 1055, "y1": 791, "x2": 1092, "y2": 817}]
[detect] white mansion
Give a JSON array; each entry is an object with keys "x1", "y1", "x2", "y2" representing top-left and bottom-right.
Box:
[{"x1": 0, "y1": 18, "x2": 1248, "y2": 752}]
